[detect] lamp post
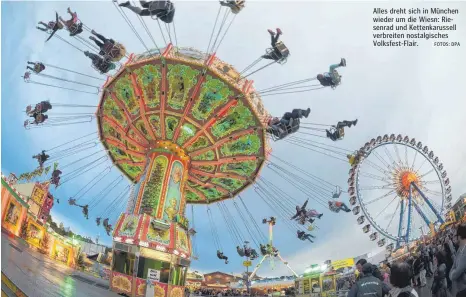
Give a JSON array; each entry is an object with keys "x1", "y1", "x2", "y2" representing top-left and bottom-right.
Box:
[{"x1": 244, "y1": 241, "x2": 251, "y2": 296}]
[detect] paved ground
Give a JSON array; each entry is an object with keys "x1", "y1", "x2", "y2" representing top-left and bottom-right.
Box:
[
  {"x1": 414, "y1": 276, "x2": 433, "y2": 297},
  {"x1": 1, "y1": 234, "x2": 119, "y2": 297}
]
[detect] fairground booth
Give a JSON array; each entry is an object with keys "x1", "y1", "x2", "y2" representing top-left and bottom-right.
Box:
[{"x1": 110, "y1": 213, "x2": 191, "y2": 297}]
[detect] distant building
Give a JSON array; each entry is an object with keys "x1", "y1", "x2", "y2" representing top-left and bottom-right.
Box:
[
  {"x1": 76, "y1": 240, "x2": 110, "y2": 256},
  {"x1": 203, "y1": 271, "x2": 236, "y2": 289}
]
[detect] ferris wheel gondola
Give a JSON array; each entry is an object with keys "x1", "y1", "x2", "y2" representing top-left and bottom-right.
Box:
[{"x1": 348, "y1": 134, "x2": 450, "y2": 248}]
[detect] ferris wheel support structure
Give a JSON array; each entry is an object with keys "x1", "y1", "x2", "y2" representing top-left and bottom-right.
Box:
[
  {"x1": 396, "y1": 182, "x2": 446, "y2": 248},
  {"x1": 412, "y1": 182, "x2": 445, "y2": 224}
]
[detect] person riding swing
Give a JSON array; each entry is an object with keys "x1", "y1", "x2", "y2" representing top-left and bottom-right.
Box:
[
  {"x1": 266, "y1": 108, "x2": 311, "y2": 140},
  {"x1": 84, "y1": 51, "x2": 116, "y2": 74},
  {"x1": 89, "y1": 30, "x2": 126, "y2": 62},
  {"x1": 118, "y1": 1, "x2": 175, "y2": 23},
  {"x1": 60, "y1": 7, "x2": 83, "y2": 36},
  {"x1": 317, "y1": 58, "x2": 346, "y2": 89},
  {"x1": 219, "y1": 0, "x2": 245, "y2": 14},
  {"x1": 26, "y1": 61, "x2": 45, "y2": 74},
  {"x1": 37, "y1": 12, "x2": 64, "y2": 42},
  {"x1": 261, "y1": 28, "x2": 289, "y2": 63}
]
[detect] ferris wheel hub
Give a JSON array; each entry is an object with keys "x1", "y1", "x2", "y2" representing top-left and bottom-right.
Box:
[{"x1": 395, "y1": 170, "x2": 420, "y2": 199}]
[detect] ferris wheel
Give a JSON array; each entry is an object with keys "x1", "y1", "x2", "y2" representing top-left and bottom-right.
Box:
[{"x1": 347, "y1": 134, "x2": 452, "y2": 250}]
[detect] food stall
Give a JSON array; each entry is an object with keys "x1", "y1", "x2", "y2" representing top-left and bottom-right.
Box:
[{"x1": 111, "y1": 213, "x2": 191, "y2": 297}]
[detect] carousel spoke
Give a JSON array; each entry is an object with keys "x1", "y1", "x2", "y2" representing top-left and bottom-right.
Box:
[{"x1": 363, "y1": 189, "x2": 397, "y2": 205}]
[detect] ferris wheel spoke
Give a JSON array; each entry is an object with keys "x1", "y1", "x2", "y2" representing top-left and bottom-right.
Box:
[
  {"x1": 393, "y1": 144, "x2": 404, "y2": 167},
  {"x1": 383, "y1": 146, "x2": 396, "y2": 165},
  {"x1": 360, "y1": 185, "x2": 396, "y2": 191},
  {"x1": 363, "y1": 189, "x2": 397, "y2": 205},
  {"x1": 416, "y1": 157, "x2": 428, "y2": 173},
  {"x1": 373, "y1": 151, "x2": 392, "y2": 170},
  {"x1": 419, "y1": 168, "x2": 434, "y2": 179},
  {"x1": 422, "y1": 187, "x2": 443, "y2": 197},
  {"x1": 411, "y1": 150, "x2": 418, "y2": 171},
  {"x1": 374, "y1": 195, "x2": 398, "y2": 220},
  {"x1": 364, "y1": 160, "x2": 393, "y2": 178},
  {"x1": 386, "y1": 200, "x2": 401, "y2": 231},
  {"x1": 420, "y1": 180, "x2": 440, "y2": 185},
  {"x1": 358, "y1": 171, "x2": 392, "y2": 182},
  {"x1": 404, "y1": 145, "x2": 409, "y2": 168}
]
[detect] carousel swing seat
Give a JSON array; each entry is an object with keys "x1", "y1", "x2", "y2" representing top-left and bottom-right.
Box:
[
  {"x1": 92, "y1": 58, "x2": 116, "y2": 74},
  {"x1": 32, "y1": 63, "x2": 45, "y2": 74},
  {"x1": 150, "y1": 1, "x2": 175, "y2": 23},
  {"x1": 68, "y1": 21, "x2": 83, "y2": 36},
  {"x1": 329, "y1": 126, "x2": 344, "y2": 140},
  {"x1": 102, "y1": 41, "x2": 126, "y2": 62},
  {"x1": 268, "y1": 118, "x2": 299, "y2": 141},
  {"x1": 265, "y1": 41, "x2": 290, "y2": 65}
]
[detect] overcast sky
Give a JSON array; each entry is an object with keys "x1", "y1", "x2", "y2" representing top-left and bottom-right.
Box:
[{"x1": 1, "y1": 1, "x2": 466, "y2": 276}]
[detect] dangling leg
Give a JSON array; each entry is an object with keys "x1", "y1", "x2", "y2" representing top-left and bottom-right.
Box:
[
  {"x1": 89, "y1": 36, "x2": 105, "y2": 48},
  {"x1": 290, "y1": 108, "x2": 311, "y2": 119},
  {"x1": 271, "y1": 28, "x2": 281, "y2": 47},
  {"x1": 91, "y1": 30, "x2": 109, "y2": 43},
  {"x1": 326, "y1": 130, "x2": 337, "y2": 141},
  {"x1": 336, "y1": 121, "x2": 352, "y2": 129},
  {"x1": 340, "y1": 203, "x2": 351, "y2": 212},
  {"x1": 84, "y1": 51, "x2": 101, "y2": 61},
  {"x1": 329, "y1": 63, "x2": 341, "y2": 74},
  {"x1": 36, "y1": 24, "x2": 48, "y2": 32},
  {"x1": 282, "y1": 112, "x2": 292, "y2": 120},
  {"x1": 267, "y1": 29, "x2": 276, "y2": 47},
  {"x1": 261, "y1": 53, "x2": 274, "y2": 60},
  {"x1": 139, "y1": 0, "x2": 151, "y2": 8},
  {"x1": 27, "y1": 66, "x2": 35, "y2": 71},
  {"x1": 119, "y1": 1, "x2": 152, "y2": 16}
]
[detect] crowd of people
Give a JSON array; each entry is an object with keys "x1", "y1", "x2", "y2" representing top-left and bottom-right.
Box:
[
  {"x1": 191, "y1": 288, "x2": 244, "y2": 296},
  {"x1": 346, "y1": 222, "x2": 466, "y2": 297}
]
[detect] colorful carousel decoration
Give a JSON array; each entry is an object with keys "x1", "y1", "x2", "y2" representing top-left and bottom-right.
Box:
[
  {"x1": 100, "y1": 44, "x2": 270, "y2": 296},
  {"x1": 347, "y1": 134, "x2": 451, "y2": 251}
]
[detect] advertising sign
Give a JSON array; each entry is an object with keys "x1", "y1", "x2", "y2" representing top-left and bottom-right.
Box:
[
  {"x1": 148, "y1": 268, "x2": 161, "y2": 282},
  {"x1": 331, "y1": 258, "x2": 355, "y2": 270}
]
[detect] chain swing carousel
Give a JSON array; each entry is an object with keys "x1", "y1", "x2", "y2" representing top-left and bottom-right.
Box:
[
  {"x1": 19, "y1": 2, "x2": 445, "y2": 297},
  {"x1": 103, "y1": 41, "x2": 272, "y2": 296}
]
